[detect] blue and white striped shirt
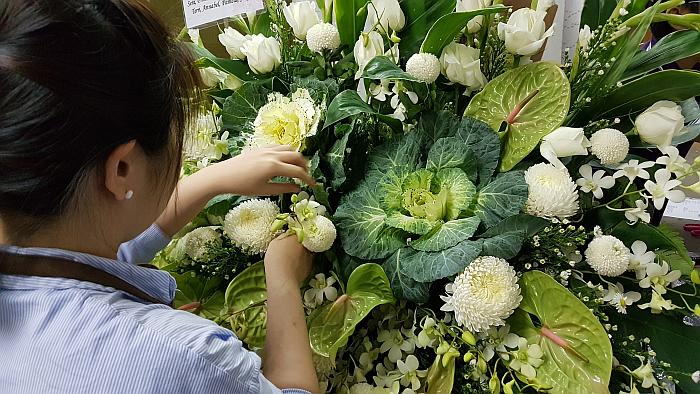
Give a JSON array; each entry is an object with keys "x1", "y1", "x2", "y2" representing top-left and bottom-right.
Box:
[{"x1": 0, "y1": 225, "x2": 310, "y2": 394}]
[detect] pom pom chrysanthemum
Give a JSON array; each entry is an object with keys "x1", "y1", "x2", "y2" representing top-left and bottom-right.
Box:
[
  {"x1": 441, "y1": 256, "x2": 522, "y2": 332},
  {"x1": 590, "y1": 128, "x2": 629, "y2": 165},
  {"x1": 224, "y1": 199, "x2": 280, "y2": 254},
  {"x1": 306, "y1": 23, "x2": 341, "y2": 52},
  {"x1": 406, "y1": 53, "x2": 441, "y2": 83},
  {"x1": 585, "y1": 233, "x2": 630, "y2": 276}
]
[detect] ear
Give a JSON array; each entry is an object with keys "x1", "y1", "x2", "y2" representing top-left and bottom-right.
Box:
[{"x1": 104, "y1": 140, "x2": 138, "y2": 201}]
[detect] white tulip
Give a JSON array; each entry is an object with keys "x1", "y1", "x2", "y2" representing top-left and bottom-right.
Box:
[
  {"x1": 283, "y1": 1, "x2": 321, "y2": 40},
  {"x1": 440, "y1": 42, "x2": 487, "y2": 90},
  {"x1": 365, "y1": 0, "x2": 405, "y2": 33},
  {"x1": 353, "y1": 31, "x2": 384, "y2": 79},
  {"x1": 634, "y1": 100, "x2": 685, "y2": 147},
  {"x1": 240, "y1": 34, "x2": 282, "y2": 74},
  {"x1": 218, "y1": 27, "x2": 250, "y2": 60},
  {"x1": 540, "y1": 127, "x2": 591, "y2": 169},
  {"x1": 497, "y1": 8, "x2": 554, "y2": 57},
  {"x1": 456, "y1": 0, "x2": 493, "y2": 33}
]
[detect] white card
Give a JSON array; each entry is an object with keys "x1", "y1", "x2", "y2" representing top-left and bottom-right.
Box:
[
  {"x1": 183, "y1": 0, "x2": 264, "y2": 29},
  {"x1": 664, "y1": 198, "x2": 700, "y2": 221}
]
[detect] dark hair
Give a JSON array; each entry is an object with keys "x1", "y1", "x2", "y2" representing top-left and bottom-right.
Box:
[{"x1": 0, "y1": 0, "x2": 201, "y2": 232}]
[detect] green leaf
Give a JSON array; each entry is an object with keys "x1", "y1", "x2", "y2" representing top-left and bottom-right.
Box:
[
  {"x1": 420, "y1": 6, "x2": 509, "y2": 56},
  {"x1": 580, "y1": 0, "x2": 617, "y2": 30},
  {"x1": 367, "y1": 130, "x2": 423, "y2": 173},
  {"x1": 610, "y1": 222, "x2": 693, "y2": 275},
  {"x1": 402, "y1": 239, "x2": 484, "y2": 282},
  {"x1": 477, "y1": 214, "x2": 549, "y2": 238},
  {"x1": 595, "y1": 70, "x2": 700, "y2": 119},
  {"x1": 465, "y1": 62, "x2": 570, "y2": 172},
  {"x1": 362, "y1": 56, "x2": 424, "y2": 82},
  {"x1": 612, "y1": 305, "x2": 700, "y2": 394},
  {"x1": 480, "y1": 230, "x2": 525, "y2": 259},
  {"x1": 411, "y1": 217, "x2": 481, "y2": 252},
  {"x1": 455, "y1": 117, "x2": 502, "y2": 184},
  {"x1": 308, "y1": 263, "x2": 394, "y2": 359},
  {"x1": 382, "y1": 248, "x2": 431, "y2": 303},
  {"x1": 682, "y1": 97, "x2": 700, "y2": 121},
  {"x1": 324, "y1": 90, "x2": 402, "y2": 132},
  {"x1": 425, "y1": 354, "x2": 456, "y2": 394},
  {"x1": 325, "y1": 125, "x2": 353, "y2": 188},
  {"x1": 509, "y1": 271, "x2": 613, "y2": 394},
  {"x1": 473, "y1": 171, "x2": 528, "y2": 228},
  {"x1": 172, "y1": 273, "x2": 225, "y2": 320},
  {"x1": 426, "y1": 137, "x2": 474, "y2": 175},
  {"x1": 334, "y1": 0, "x2": 368, "y2": 46},
  {"x1": 224, "y1": 262, "x2": 268, "y2": 348},
  {"x1": 623, "y1": 30, "x2": 700, "y2": 80},
  {"x1": 335, "y1": 179, "x2": 408, "y2": 260},
  {"x1": 385, "y1": 212, "x2": 436, "y2": 235},
  {"x1": 434, "y1": 168, "x2": 477, "y2": 221},
  {"x1": 221, "y1": 83, "x2": 270, "y2": 134},
  {"x1": 400, "y1": 0, "x2": 457, "y2": 57}
]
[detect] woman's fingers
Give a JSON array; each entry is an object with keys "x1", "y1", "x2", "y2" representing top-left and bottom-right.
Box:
[
  {"x1": 277, "y1": 163, "x2": 317, "y2": 186},
  {"x1": 265, "y1": 144, "x2": 295, "y2": 152},
  {"x1": 275, "y1": 151, "x2": 309, "y2": 168},
  {"x1": 260, "y1": 182, "x2": 301, "y2": 196}
]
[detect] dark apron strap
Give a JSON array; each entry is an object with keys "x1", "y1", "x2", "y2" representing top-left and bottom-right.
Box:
[{"x1": 0, "y1": 250, "x2": 167, "y2": 305}]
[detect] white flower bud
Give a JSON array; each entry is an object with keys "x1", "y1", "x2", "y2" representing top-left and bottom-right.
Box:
[
  {"x1": 497, "y1": 8, "x2": 554, "y2": 56},
  {"x1": 218, "y1": 27, "x2": 250, "y2": 60},
  {"x1": 439, "y1": 42, "x2": 487, "y2": 90},
  {"x1": 240, "y1": 34, "x2": 282, "y2": 74},
  {"x1": 540, "y1": 127, "x2": 591, "y2": 168},
  {"x1": 456, "y1": 0, "x2": 493, "y2": 33},
  {"x1": 634, "y1": 100, "x2": 685, "y2": 147},
  {"x1": 283, "y1": 1, "x2": 321, "y2": 40},
  {"x1": 364, "y1": 0, "x2": 405, "y2": 33},
  {"x1": 353, "y1": 31, "x2": 384, "y2": 79}
]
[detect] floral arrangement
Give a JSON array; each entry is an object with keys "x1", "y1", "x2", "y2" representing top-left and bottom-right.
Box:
[{"x1": 155, "y1": 0, "x2": 700, "y2": 392}]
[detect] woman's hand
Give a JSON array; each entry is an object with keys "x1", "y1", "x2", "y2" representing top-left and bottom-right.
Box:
[
  {"x1": 264, "y1": 234, "x2": 313, "y2": 285},
  {"x1": 199, "y1": 145, "x2": 316, "y2": 197}
]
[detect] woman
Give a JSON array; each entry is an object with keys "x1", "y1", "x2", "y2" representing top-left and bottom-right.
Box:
[{"x1": 0, "y1": 1, "x2": 320, "y2": 393}]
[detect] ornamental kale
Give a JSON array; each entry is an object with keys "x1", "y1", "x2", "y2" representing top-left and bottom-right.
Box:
[{"x1": 335, "y1": 112, "x2": 528, "y2": 302}]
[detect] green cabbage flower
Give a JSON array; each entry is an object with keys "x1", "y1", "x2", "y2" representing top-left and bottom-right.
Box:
[{"x1": 335, "y1": 112, "x2": 528, "y2": 302}]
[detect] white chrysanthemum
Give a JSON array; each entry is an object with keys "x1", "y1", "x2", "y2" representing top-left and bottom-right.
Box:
[
  {"x1": 406, "y1": 53, "x2": 440, "y2": 83},
  {"x1": 301, "y1": 215, "x2": 337, "y2": 252},
  {"x1": 306, "y1": 23, "x2": 341, "y2": 52},
  {"x1": 585, "y1": 234, "x2": 630, "y2": 276},
  {"x1": 249, "y1": 89, "x2": 321, "y2": 150},
  {"x1": 524, "y1": 163, "x2": 579, "y2": 219},
  {"x1": 183, "y1": 227, "x2": 222, "y2": 262},
  {"x1": 590, "y1": 128, "x2": 629, "y2": 165},
  {"x1": 223, "y1": 199, "x2": 280, "y2": 254},
  {"x1": 440, "y1": 256, "x2": 522, "y2": 332}
]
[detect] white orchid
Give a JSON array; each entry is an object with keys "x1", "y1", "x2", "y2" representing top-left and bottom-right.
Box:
[
  {"x1": 628, "y1": 241, "x2": 655, "y2": 279},
  {"x1": 479, "y1": 324, "x2": 521, "y2": 361},
  {"x1": 602, "y1": 282, "x2": 641, "y2": 314},
  {"x1": 632, "y1": 361, "x2": 659, "y2": 389},
  {"x1": 304, "y1": 273, "x2": 339, "y2": 308},
  {"x1": 639, "y1": 290, "x2": 680, "y2": 314},
  {"x1": 657, "y1": 145, "x2": 690, "y2": 177},
  {"x1": 397, "y1": 355, "x2": 426, "y2": 391},
  {"x1": 644, "y1": 168, "x2": 685, "y2": 209},
  {"x1": 378, "y1": 329, "x2": 415, "y2": 363},
  {"x1": 624, "y1": 199, "x2": 651, "y2": 225},
  {"x1": 509, "y1": 337, "x2": 544, "y2": 379},
  {"x1": 614, "y1": 159, "x2": 654, "y2": 181},
  {"x1": 369, "y1": 80, "x2": 393, "y2": 102},
  {"x1": 639, "y1": 261, "x2": 681, "y2": 294},
  {"x1": 577, "y1": 164, "x2": 615, "y2": 199}
]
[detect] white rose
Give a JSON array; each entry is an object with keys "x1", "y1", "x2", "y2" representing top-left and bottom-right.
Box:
[
  {"x1": 240, "y1": 34, "x2": 282, "y2": 74},
  {"x1": 497, "y1": 8, "x2": 554, "y2": 56},
  {"x1": 540, "y1": 127, "x2": 591, "y2": 169},
  {"x1": 218, "y1": 27, "x2": 250, "y2": 60},
  {"x1": 283, "y1": 1, "x2": 321, "y2": 40},
  {"x1": 578, "y1": 24, "x2": 592, "y2": 50},
  {"x1": 200, "y1": 67, "x2": 226, "y2": 87},
  {"x1": 365, "y1": 0, "x2": 405, "y2": 33},
  {"x1": 353, "y1": 31, "x2": 384, "y2": 79},
  {"x1": 634, "y1": 100, "x2": 685, "y2": 147},
  {"x1": 456, "y1": 0, "x2": 493, "y2": 33},
  {"x1": 439, "y1": 42, "x2": 487, "y2": 90}
]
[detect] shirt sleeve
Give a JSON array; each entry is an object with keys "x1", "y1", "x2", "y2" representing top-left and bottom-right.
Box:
[
  {"x1": 259, "y1": 374, "x2": 312, "y2": 394},
  {"x1": 117, "y1": 224, "x2": 171, "y2": 264}
]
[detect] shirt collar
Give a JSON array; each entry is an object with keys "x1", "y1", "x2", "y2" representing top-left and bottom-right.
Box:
[{"x1": 0, "y1": 245, "x2": 175, "y2": 304}]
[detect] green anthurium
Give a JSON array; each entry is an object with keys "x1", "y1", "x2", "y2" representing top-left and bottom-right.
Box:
[
  {"x1": 172, "y1": 273, "x2": 225, "y2": 320},
  {"x1": 224, "y1": 262, "x2": 268, "y2": 349}
]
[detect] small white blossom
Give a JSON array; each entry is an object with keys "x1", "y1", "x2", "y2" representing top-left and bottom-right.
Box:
[
  {"x1": 614, "y1": 159, "x2": 654, "y2": 181},
  {"x1": 578, "y1": 24, "x2": 592, "y2": 50},
  {"x1": 304, "y1": 273, "x2": 338, "y2": 308},
  {"x1": 625, "y1": 199, "x2": 651, "y2": 225},
  {"x1": 306, "y1": 23, "x2": 341, "y2": 52},
  {"x1": 590, "y1": 128, "x2": 629, "y2": 165},
  {"x1": 632, "y1": 362, "x2": 658, "y2": 389},
  {"x1": 479, "y1": 324, "x2": 521, "y2": 361},
  {"x1": 369, "y1": 80, "x2": 392, "y2": 102},
  {"x1": 657, "y1": 145, "x2": 690, "y2": 177},
  {"x1": 378, "y1": 329, "x2": 415, "y2": 363},
  {"x1": 509, "y1": 337, "x2": 544, "y2": 379},
  {"x1": 644, "y1": 169, "x2": 685, "y2": 210},
  {"x1": 602, "y1": 282, "x2": 641, "y2": 314},
  {"x1": 397, "y1": 355, "x2": 426, "y2": 391},
  {"x1": 585, "y1": 234, "x2": 630, "y2": 276},
  {"x1": 639, "y1": 291, "x2": 680, "y2": 314},
  {"x1": 639, "y1": 261, "x2": 681, "y2": 294},
  {"x1": 692, "y1": 370, "x2": 700, "y2": 384},
  {"x1": 628, "y1": 241, "x2": 655, "y2": 279},
  {"x1": 577, "y1": 164, "x2": 615, "y2": 199}
]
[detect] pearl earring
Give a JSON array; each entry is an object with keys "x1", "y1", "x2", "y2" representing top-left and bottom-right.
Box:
[{"x1": 125, "y1": 190, "x2": 134, "y2": 200}]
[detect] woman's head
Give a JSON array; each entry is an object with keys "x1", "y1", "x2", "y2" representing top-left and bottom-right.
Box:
[{"x1": 0, "y1": 0, "x2": 201, "y2": 243}]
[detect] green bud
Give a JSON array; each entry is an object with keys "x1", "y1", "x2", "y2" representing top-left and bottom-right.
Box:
[
  {"x1": 691, "y1": 269, "x2": 700, "y2": 285},
  {"x1": 694, "y1": 304, "x2": 700, "y2": 317},
  {"x1": 270, "y1": 219, "x2": 286, "y2": 233},
  {"x1": 489, "y1": 374, "x2": 500, "y2": 394},
  {"x1": 477, "y1": 356, "x2": 487, "y2": 373},
  {"x1": 291, "y1": 194, "x2": 299, "y2": 204},
  {"x1": 389, "y1": 30, "x2": 401, "y2": 43},
  {"x1": 503, "y1": 380, "x2": 515, "y2": 394},
  {"x1": 443, "y1": 346, "x2": 460, "y2": 367},
  {"x1": 461, "y1": 330, "x2": 476, "y2": 346},
  {"x1": 463, "y1": 351, "x2": 474, "y2": 363},
  {"x1": 436, "y1": 341, "x2": 449, "y2": 355}
]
